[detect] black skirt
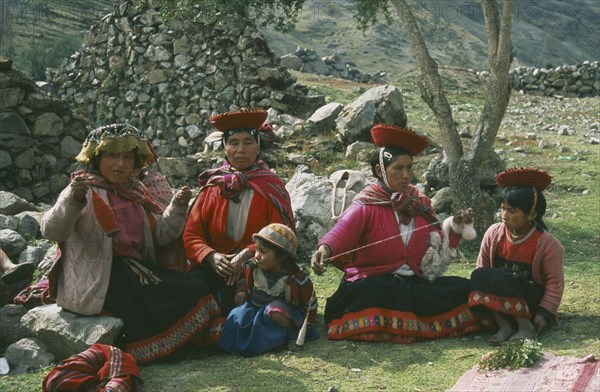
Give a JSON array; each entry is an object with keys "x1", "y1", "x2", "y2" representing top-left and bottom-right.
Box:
[
  {"x1": 103, "y1": 257, "x2": 220, "y2": 363},
  {"x1": 324, "y1": 274, "x2": 479, "y2": 342},
  {"x1": 469, "y1": 267, "x2": 544, "y2": 319}
]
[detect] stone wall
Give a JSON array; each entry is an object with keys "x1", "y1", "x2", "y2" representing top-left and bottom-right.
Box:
[
  {"x1": 48, "y1": 0, "x2": 323, "y2": 159},
  {"x1": 0, "y1": 60, "x2": 86, "y2": 203},
  {"x1": 510, "y1": 61, "x2": 600, "y2": 98}
]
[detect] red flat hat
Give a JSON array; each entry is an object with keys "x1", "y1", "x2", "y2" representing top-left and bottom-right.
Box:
[
  {"x1": 370, "y1": 124, "x2": 429, "y2": 155},
  {"x1": 210, "y1": 109, "x2": 268, "y2": 132},
  {"x1": 495, "y1": 168, "x2": 552, "y2": 190}
]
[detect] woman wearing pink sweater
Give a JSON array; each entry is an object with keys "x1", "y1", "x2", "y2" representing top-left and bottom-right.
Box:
[
  {"x1": 311, "y1": 124, "x2": 479, "y2": 343},
  {"x1": 470, "y1": 168, "x2": 565, "y2": 345}
]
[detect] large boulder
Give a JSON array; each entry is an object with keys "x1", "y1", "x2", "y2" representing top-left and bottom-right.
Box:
[
  {"x1": 287, "y1": 166, "x2": 367, "y2": 257},
  {"x1": 335, "y1": 85, "x2": 407, "y2": 143},
  {"x1": 20, "y1": 304, "x2": 123, "y2": 360}
]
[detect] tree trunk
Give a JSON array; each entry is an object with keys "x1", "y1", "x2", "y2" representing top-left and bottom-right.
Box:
[{"x1": 390, "y1": 0, "x2": 514, "y2": 230}]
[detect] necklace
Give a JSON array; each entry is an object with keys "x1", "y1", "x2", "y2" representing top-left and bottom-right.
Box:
[
  {"x1": 507, "y1": 225, "x2": 535, "y2": 242},
  {"x1": 508, "y1": 231, "x2": 525, "y2": 241}
]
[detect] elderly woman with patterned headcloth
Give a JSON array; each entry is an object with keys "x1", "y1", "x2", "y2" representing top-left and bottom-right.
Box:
[
  {"x1": 41, "y1": 124, "x2": 221, "y2": 364},
  {"x1": 311, "y1": 124, "x2": 480, "y2": 343},
  {"x1": 469, "y1": 168, "x2": 565, "y2": 345},
  {"x1": 184, "y1": 109, "x2": 295, "y2": 320}
]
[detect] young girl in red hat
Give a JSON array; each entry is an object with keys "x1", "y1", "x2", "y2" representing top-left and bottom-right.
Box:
[
  {"x1": 219, "y1": 223, "x2": 317, "y2": 356},
  {"x1": 469, "y1": 168, "x2": 565, "y2": 345}
]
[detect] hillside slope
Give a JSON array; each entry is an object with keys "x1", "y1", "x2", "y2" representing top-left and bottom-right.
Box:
[
  {"x1": 261, "y1": 0, "x2": 600, "y2": 79},
  {"x1": 2, "y1": 0, "x2": 598, "y2": 80}
]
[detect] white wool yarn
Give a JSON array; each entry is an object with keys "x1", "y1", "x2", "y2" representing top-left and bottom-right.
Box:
[{"x1": 461, "y1": 222, "x2": 477, "y2": 241}]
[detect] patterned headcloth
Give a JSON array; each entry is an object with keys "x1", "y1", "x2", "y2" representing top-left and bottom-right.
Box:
[
  {"x1": 253, "y1": 223, "x2": 298, "y2": 261},
  {"x1": 75, "y1": 123, "x2": 154, "y2": 169}
]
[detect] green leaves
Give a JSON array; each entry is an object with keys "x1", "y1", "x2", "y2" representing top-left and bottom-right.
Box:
[
  {"x1": 137, "y1": 0, "x2": 305, "y2": 33},
  {"x1": 479, "y1": 339, "x2": 543, "y2": 371}
]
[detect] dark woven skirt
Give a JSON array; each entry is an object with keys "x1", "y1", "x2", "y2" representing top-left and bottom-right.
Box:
[
  {"x1": 189, "y1": 265, "x2": 237, "y2": 315},
  {"x1": 324, "y1": 275, "x2": 479, "y2": 343},
  {"x1": 103, "y1": 258, "x2": 220, "y2": 363},
  {"x1": 469, "y1": 267, "x2": 544, "y2": 319}
]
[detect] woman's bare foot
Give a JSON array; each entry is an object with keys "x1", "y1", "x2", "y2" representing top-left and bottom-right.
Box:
[
  {"x1": 511, "y1": 318, "x2": 538, "y2": 340},
  {"x1": 487, "y1": 328, "x2": 513, "y2": 346}
]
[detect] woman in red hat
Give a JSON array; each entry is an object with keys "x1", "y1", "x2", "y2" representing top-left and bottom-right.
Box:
[
  {"x1": 311, "y1": 124, "x2": 480, "y2": 343},
  {"x1": 469, "y1": 168, "x2": 564, "y2": 345},
  {"x1": 184, "y1": 109, "x2": 295, "y2": 334}
]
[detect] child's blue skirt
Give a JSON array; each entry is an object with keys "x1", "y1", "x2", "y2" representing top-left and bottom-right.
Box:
[{"x1": 218, "y1": 300, "x2": 318, "y2": 357}]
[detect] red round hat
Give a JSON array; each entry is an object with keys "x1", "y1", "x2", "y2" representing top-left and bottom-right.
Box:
[
  {"x1": 370, "y1": 124, "x2": 429, "y2": 155},
  {"x1": 210, "y1": 108, "x2": 268, "y2": 132},
  {"x1": 495, "y1": 168, "x2": 552, "y2": 191}
]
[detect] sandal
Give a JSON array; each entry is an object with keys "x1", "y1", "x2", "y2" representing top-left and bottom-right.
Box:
[
  {"x1": 1, "y1": 263, "x2": 35, "y2": 285},
  {"x1": 487, "y1": 328, "x2": 513, "y2": 346}
]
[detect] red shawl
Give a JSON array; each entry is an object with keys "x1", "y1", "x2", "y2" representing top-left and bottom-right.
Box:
[
  {"x1": 42, "y1": 343, "x2": 140, "y2": 392},
  {"x1": 197, "y1": 161, "x2": 295, "y2": 229},
  {"x1": 354, "y1": 181, "x2": 440, "y2": 228}
]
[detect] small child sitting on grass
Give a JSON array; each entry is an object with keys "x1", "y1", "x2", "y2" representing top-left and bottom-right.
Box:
[{"x1": 218, "y1": 223, "x2": 318, "y2": 357}]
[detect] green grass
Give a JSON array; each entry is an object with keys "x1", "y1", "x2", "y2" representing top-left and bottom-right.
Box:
[{"x1": 1, "y1": 70, "x2": 599, "y2": 392}]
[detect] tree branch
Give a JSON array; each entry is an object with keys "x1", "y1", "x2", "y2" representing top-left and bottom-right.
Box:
[
  {"x1": 468, "y1": 0, "x2": 513, "y2": 162},
  {"x1": 390, "y1": 0, "x2": 462, "y2": 160},
  {"x1": 481, "y1": 0, "x2": 500, "y2": 61}
]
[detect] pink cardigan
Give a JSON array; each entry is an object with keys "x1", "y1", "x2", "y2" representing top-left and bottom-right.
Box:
[
  {"x1": 477, "y1": 223, "x2": 565, "y2": 318},
  {"x1": 319, "y1": 203, "x2": 461, "y2": 281}
]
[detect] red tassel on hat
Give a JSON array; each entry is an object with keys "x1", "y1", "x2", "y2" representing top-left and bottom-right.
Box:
[{"x1": 92, "y1": 191, "x2": 120, "y2": 237}]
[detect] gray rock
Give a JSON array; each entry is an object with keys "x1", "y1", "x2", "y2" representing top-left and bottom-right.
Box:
[
  {"x1": 335, "y1": 85, "x2": 406, "y2": 143},
  {"x1": 280, "y1": 54, "x2": 304, "y2": 71},
  {"x1": 286, "y1": 153, "x2": 306, "y2": 164},
  {"x1": 32, "y1": 112, "x2": 64, "y2": 136},
  {"x1": 0, "y1": 112, "x2": 34, "y2": 150},
  {"x1": 286, "y1": 166, "x2": 366, "y2": 256},
  {"x1": 185, "y1": 125, "x2": 203, "y2": 140},
  {"x1": 158, "y1": 156, "x2": 200, "y2": 182},
  {"x1": 18, "y1": 241, "x2": 52, "y2": 267},
  {"x1": 0, "y1": 229, "x2": 27, "y2": 257},
  {"x1": 13, "y1": 149, "x2": 35, "y2": 169},
  {"x1": 37, "y1": 244, "x2": 59, "y2": 276},
  {"x1": 0, "y1": 150, "x2": 13, "y2": 170},
  {"x1": 5, "y1": 338, "x2": 55, "y2": 375},
  {"x1": 49, "y1": 174, "x2": 70, "y2": 195},
  {"x1": 301, "y1": 58, "x2": 330, "y2": 75},
  {"x1": 0, "y1": 87, "x2": 26, "y2": 110},
  {"x1": 431, "y1": 187, "x2": 453, "y2": 213},
  {"x1": 345, "y1": 141, "x2": 374, "y2": 161},
  {"x1": 15, "y1": 213, "x2": 40, "y2": 238},
  {"x1": 0, "y1": 214, "x2": 19, "y2": 230},
  {"x1": 145, "y1": 45, "x2": 171, "y2": 62},
  {"x1": 304, "y1": 102, "x2": 343, "y2": 136},
  {"x1": 0, "y1": 305, "x2": 30, "y2": 353},
  {"x1": 20, "y1": 304, "x2": 123, "y2": 360},
  {"x1": 257, "y1": 67, "x2": 284, "y2": 83}
]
